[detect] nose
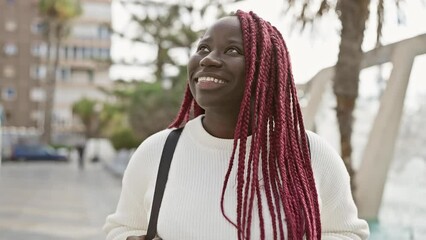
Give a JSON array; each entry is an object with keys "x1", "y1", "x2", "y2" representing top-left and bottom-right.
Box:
[{"x1": 199, "y1": 51, "x2": 222, "y2": 67}]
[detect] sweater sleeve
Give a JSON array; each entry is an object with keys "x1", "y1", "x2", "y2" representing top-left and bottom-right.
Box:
[
  {"x1": 103, "y1": 129, "x2": 172, "y2": 240},
  {"x1": 307, "y1": 131, "x2": 370, "y2": 240}
]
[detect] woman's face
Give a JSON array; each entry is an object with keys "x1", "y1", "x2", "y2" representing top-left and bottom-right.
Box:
[{"x1": 187, "y1": 16, "x2": 246, "y2": 113}]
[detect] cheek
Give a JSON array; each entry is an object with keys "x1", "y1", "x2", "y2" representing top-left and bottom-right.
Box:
[
  {"x1": 188, "y1": 80, "x2": 196, "y2": 98},
  {"x1": 187, "y1": 55, "x2": 199, "y2": 76},
  {"x1": 238, "y1": 63, "x2": 246, "y2": 92},
  {"x1": 187, "y1": 55, "x2": 200, "y2": 97}
]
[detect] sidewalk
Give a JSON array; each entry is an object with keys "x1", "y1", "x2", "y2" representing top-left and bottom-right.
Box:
[{"x1": 0, "y1": 161, "x2": 122, "y2": 240}]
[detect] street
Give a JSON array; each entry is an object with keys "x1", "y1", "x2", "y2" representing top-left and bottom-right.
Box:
[{"x1": 0, "y1": 161, "x2": 122, "y2": 240}]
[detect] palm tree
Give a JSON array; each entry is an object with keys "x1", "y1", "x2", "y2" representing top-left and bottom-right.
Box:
[
  {"x1": 38, "y1": 0, "x2": 82, "y2": 144},
  {"x1": 72, "y1": 98, "x2": 101, "y2": 138},
  {"x1": 284, "y1": 0, "x2": 401, "y2": 193}
]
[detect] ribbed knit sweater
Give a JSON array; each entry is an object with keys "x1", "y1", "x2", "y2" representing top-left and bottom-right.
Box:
[{"x1": 103, "y1": 115, "x2": 369, "y2": 240}]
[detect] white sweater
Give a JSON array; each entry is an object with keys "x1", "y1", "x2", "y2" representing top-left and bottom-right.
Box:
[{"x1": 103, "y1": 115, "x2": 369, "y2": 240}]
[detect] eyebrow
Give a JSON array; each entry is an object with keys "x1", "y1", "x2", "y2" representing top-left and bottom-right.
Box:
[{"x1": 198, "y1": 36, "x2": 243, "y2": 45}]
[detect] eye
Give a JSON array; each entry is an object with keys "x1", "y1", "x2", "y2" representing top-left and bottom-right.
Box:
[
  {"x1": 226, "y1": 47, "x2": 242, "y2": 55},
  {"x1": 197, "y1": 45, "x2": 210, "y2": 54}
]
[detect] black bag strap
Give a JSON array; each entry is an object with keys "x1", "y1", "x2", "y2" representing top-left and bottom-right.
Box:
[{"x1": 146, "y1": 128, "x2": 183, "y2": 240}]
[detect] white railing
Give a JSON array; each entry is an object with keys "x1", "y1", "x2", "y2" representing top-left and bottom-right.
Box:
[{"x1": 299, "y1": 33, "x2": 426, "y2": 220}]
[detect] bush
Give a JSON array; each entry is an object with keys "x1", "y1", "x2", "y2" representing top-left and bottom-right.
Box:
[{"x1": 110, "y1": 127, "x2": 140, "y2": 150}]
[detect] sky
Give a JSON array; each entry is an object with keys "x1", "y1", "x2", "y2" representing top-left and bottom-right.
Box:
[{"x1": 110, "y1": 0, "x2": 426, "y2": 107}]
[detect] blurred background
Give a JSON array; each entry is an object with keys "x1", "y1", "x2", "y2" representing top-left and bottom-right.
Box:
[{"x1": 0, "y1": 0, "x2": 425, "y2": 239}]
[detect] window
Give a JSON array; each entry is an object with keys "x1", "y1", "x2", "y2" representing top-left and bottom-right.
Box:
[
  {"x1": 56, "y1": 68, "x2": 70, "y2": 81},
  {"x1": 3, "y1": 43, "x2": 17, "y2": 56},
  {"x1": 72, "y1": 25, "x2": 97, "y2": 39},
  {"x1": 31, "y1": 43, "x2": 47, "y2": 57},
  {"x1": 59, "y1": 47, "x2": 66, "y2": 59},
  {"x1": 3, "y1": 65, "x2": 15, "y2": 78},
  {"x1": 75, "y1": 47, "x2": 83, "y2": 59},
  {"x1": 31, "y1": 21, "x2": 46, "y2": 34},
  {"x1": 5, "y1": 20, "x2": 17, "y2": 32},
  {"x1": 83, "y1": 47, "x2": 91, "y2": 59},
  {"x1": 98, "y1": 26, "x2": 110, "y2": 39},
  {"x1": 30, "y1": 110, "x2": 43, "y2": 122},
  {"x1": 2, "y1": 87, "x2": 16, "y2": 101},
  {"x1": 92, "y1": 48, "x2": 100, "y2": 59},
  {"x1": 30, "y1": 65, "x2": 46, "y2": 79},
  {"x1": 65, "y1": 46, "x2": 74, "y2": 59},
  {"x1": 30, "y1": 88, "x2": 45, "y2": 102},
  {"x1": 100, "y1": 48, "x2": 110, "y2": 60}
]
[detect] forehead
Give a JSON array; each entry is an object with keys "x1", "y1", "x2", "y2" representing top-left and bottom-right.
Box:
[{"x1": 201, "y1": 16, "x2": 242, "y2": 41}]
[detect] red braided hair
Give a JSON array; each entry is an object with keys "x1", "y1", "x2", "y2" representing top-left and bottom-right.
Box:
[{"x1": 169, "y1": 10, "x2": 320, "y2": 240}]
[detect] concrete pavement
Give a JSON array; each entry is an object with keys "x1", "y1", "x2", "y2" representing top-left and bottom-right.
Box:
[{"x1": 0, "y1": 161, "x2": 122, "y2": 240}]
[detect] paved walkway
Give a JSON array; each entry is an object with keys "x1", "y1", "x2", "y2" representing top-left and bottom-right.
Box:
[{"x1": 0, "y1": 161, "x2": 122, "y2": 240}]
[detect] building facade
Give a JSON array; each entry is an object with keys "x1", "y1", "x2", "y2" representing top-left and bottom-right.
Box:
[{"x1": 0, "y1": 0, "x2": 112, "y2": 141}]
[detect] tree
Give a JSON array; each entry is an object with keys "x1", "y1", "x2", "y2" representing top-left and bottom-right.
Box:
[
  {"x1": 284, "y1": 0, "x2": 403, "y2": 193},
  {"x1": 72, "y1": 98, "x2": 101, "y2": 138},
  {"x1": 128, "y1": 78, "x2": 186, "y2": 140},
  {"x1": 38, "y1": 0, "x2": 82, "y2": 144}
]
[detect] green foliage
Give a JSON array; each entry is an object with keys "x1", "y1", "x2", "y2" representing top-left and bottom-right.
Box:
[
  {"x1": 72, "y1": 98, "x2": 97, "y2": 128},
  {"x1": 72, "y1": 98, "x2": 108, "y2": 138},
  {"x1": 50, "y1": 144, "x2": 72, "y2": 150},
  {"x1": 38, "y1": 0, "x2": 82, "y2": 22},
  {"x1": 110, "y1": 127, "x2": 140, "y2": 150},
  {"x1": 128, "y1": 79, "x2": 186, "y2": 140},
  {"x1": 99, "y1": 102, "x2": 128, "y2": 137}
]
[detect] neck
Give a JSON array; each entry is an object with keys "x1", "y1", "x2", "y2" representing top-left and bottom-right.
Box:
[{"x1": 202, "y1": 111, "x2": 239, "y2": 139}]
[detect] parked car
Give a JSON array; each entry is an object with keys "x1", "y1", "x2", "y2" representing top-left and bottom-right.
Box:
[{"x1": 11, "y1": 144, "x2": 68, "y2": 161}]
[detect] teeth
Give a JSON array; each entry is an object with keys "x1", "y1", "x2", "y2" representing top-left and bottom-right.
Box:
[{"x1": 198, "y1": 77, "x2": 225, "y2": 84}]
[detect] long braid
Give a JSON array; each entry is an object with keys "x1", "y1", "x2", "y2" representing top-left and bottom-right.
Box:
[
  {"x1": 235, "y1": 11, "x2": 320, "y2": 239},
  {"x1": 244, "y1": 14, "x2": 274, "y2": 239},
  {"x1": 262, "y1": 28, "x2": 282, "y2": 239},
  {"x1": 233, "y1": 11, "x2": 258, "y2": 240},
  {"x1": 267, "y1": 33, "x2": 289, "y2": 239},
  {"x1": 169, "y1": 85, "x2": 204, "y2": 128},
  {"x1": 281, "y1": 27, "x2": 321, "y2": 238},
  {"x1": 265, "y1": 47, "x2": 284, "y2": 239},
  {"x1": 169, "y1": 10, "x2": 320, "y2": 240}
]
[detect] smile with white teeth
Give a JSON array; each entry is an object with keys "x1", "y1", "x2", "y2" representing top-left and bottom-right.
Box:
[{"x1": 197, "y1": 77, "x2": 225, "y2": 84}]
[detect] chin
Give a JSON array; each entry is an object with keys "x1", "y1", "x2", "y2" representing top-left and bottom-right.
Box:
[{"x1": 195, "y1": 97, "x2": 220, "y2": 110}]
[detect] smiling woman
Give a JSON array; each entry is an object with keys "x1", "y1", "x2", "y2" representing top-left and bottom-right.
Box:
[
  {"x1": 187, "y1": 16, "x2": 246, "y2": 137},
  {"x1": 104, "y1": 10, "x2": 370, "y2": 240}
]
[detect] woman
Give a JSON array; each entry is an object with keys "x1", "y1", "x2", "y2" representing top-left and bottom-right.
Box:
[{"x1": 104, "y1": 10, "x2": 370, "y2": 240}]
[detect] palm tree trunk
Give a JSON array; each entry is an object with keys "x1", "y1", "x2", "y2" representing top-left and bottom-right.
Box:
[
  {"x1": 155, "y1": 44, "x2": 164, "y2": 82},
  {"x1": 333, "y1": 0, "x2": 370, "y2": 195},
  {"x1": 42, "y1": 24, "x2": 62, "y2": 144}
]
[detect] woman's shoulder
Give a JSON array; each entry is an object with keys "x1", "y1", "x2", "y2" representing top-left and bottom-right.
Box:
[
  {"x1": 121, "y1": 128, "x2": 176, "y2": 185},
  {"x1": 306, "y1": 131, "x2": 341, "y2": 162},
  {"x1": 133, "y1": 128, "x2": 175, "y2": 157},
  {"x1": 306, "y1": 131, "x2": 349, "y2": 182},
  {"x1": 141, "y1": 128, "x2": 175, "y2": 147}
]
